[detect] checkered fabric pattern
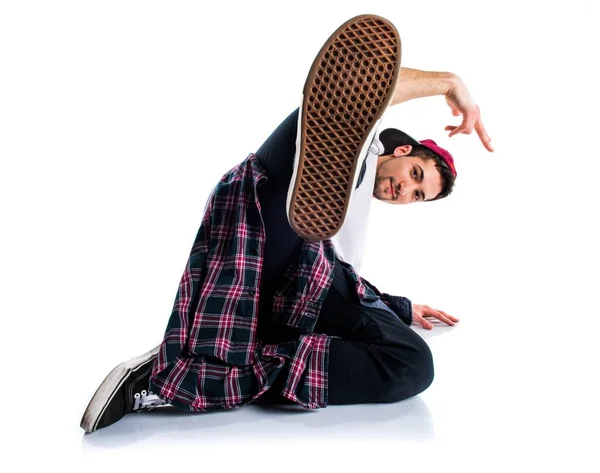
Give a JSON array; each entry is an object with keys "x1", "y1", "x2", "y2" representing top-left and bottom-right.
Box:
[{"x1": 149, "y1": 154, "x2": 411, "y2": 411}]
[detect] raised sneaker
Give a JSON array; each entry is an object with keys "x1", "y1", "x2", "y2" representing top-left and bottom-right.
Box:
[{"x1": 286, "y1": 14, "x2": 402, "y2": 241}]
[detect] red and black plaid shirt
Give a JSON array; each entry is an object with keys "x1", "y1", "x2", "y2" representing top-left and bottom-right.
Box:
[{"x1": 150, "y1": 154, "x2": 411, "y2": 411}]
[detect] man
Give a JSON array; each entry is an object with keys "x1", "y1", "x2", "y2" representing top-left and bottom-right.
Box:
[{"x1": 81, "y1": 14, "x2": 493, "y2": 433}]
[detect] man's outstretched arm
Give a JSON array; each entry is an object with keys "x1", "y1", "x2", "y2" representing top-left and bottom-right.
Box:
[{"x1": 391, "y1": 67, "x2": 494, "y2": 152}]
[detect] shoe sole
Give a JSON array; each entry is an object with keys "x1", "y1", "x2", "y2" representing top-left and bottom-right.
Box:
[
  {"x1": 287, "y1": 14, "x2": 402, "y2": 241},
  {"x1": 80, "y1": 345, "x2": 160, "y2": 433}
]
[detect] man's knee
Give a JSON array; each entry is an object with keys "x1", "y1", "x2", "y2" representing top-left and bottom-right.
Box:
[
  {"x1": 386, "y1": 335, "x2": 434, "y2": 402},
  {"x1": 410, "y1": 337, "x2": 435, "y2": 395}
]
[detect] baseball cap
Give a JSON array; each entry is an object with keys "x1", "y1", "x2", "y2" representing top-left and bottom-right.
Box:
[{"x1": 379, "y1": 128, "x2": 457, "y2": 177}]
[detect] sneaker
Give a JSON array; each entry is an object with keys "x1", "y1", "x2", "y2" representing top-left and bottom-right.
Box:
[
  {"x1": 287, "y1": 14, "x2": 402, "y2": 242},
  {"x1": 80, "y1": 345, "x2": 165, "y2": 433}
]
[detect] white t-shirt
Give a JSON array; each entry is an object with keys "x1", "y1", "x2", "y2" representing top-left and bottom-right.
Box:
[{"x1": 330, "y1": 137, "x2": 383, "y2": 273}]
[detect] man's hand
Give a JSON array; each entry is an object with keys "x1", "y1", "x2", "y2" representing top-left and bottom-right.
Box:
[
  {"x1": 391, "y1": 68, "x2": 493, "y2": 153},
  {"x1": 444, "y1": 76, "x2": 494, "y2": 152},
  {"x1": 412, "y1": 303, "x2": 459, "y2": 330}
]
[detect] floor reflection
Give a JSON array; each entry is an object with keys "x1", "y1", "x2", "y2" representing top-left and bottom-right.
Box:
[{"x1": 82, "y1": 396, "x2": 434, "y2": 449}]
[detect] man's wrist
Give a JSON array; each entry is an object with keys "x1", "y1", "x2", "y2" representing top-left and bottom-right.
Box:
[
  {"x1": 392, "y1": 68, "x2": 457, "y2": 105},
  {"x1": 443, "y1": 72, "x2": 462, "y2": 98}
]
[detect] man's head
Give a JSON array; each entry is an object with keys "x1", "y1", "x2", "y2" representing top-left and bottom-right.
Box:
[{"x1": 373, "y1": 128, "x2": 457, "y2": 204}]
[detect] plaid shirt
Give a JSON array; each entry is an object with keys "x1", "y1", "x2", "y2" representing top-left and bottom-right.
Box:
[{"x1": 150, "y1": 153, "x2": 412, "y2": 411}]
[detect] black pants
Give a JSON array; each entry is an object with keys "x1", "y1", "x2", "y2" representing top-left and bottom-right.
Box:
[{"x1": 254, "y1": 111, "x2": 434, "y2": 405}]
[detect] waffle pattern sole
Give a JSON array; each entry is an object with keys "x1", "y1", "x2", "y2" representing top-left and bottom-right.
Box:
[{"x1": 288, "y1": 14, "x2": 402, "y2": 241}]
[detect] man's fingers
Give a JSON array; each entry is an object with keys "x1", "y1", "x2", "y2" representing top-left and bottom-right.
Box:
[
  {"x1": 474, "y1": 119, "x2": 494, "y2": 152},
  {"x1": 446, "y1": 113, "x2": 474, "y2": 136},
  {"x1": 423, "y1": 307, "x2": 458, "y2": 326},
  {"x1": 421, "y1": 319, "x2": 434, "y2": 330},
  {"x1": 414, "y1": 305, "x2": 458, "y2": 329},
  {"x1": 447, "y1": 122, "x2": 494, "y2": 151},
  {"x1": 444, "y1": 100, "x2": 493, "y2": 150},
  {"x1": 447, "y1": 125, "x2": 460, "y2": 137},
  {"x1": 432, "y1": 311, "x2": 455, "y2": 326},
  {"x1": 448, "y1": 123, "x2": 469, "y2": 137},
  {"x1": 439, "y1": 310, "x2": 460, "y2": 322},
  {"x1": 414, "y1": 315, "x2": 433, "y2": 330}
]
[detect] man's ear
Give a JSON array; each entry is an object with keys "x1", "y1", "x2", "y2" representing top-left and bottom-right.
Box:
[{"x1": 393, "y1": 144, "x2": 412, "y2": 157}]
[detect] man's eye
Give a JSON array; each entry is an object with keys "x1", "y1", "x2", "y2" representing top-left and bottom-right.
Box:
[{"x1": 412, "y1": 169, "x2": 417, "y2": 179}]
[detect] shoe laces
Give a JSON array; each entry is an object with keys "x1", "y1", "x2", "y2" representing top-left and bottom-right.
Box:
[{"x1": 133, "y1": 390, "x2": 166, "y2": 412}]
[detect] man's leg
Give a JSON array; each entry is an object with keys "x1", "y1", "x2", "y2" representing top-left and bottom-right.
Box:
[
  {"x1": 318, "y1": 265, "x2": 434, "y2": 404},
  {"x1": 253, "y1": 110, "x2": 305, "y2": 338},
  {"x1": 253, "y1": 109, "x2": 432, "y2": 404},
  {"x1": 257, "y1": 261, "x2": 434, "y2": 406},
  {"x1": 254, "y1": 15, "x2": 419, "y2": 405}
]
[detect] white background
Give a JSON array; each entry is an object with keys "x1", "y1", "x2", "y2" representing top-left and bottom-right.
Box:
[{"x1": 1, "y1": 1, "x2": 599, "y2": 472}]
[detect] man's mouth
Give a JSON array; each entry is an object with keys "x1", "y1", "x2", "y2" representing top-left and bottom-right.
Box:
[{"x1": 389, "y1": 179, "x2": 395, "y2": 199}]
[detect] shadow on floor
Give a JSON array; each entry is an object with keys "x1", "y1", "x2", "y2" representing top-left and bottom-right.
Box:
[{"x1": 81, "y1": 395, "x2": 434, "y2": 449}]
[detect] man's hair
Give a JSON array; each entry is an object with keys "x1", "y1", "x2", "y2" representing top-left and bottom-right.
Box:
[{"x1": 409, "y1": 145, "x2": 456, "y2": 201}]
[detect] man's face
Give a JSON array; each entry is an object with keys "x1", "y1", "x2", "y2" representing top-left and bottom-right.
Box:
[{"x1": 373, "y1": 145, "x2": 443, "y2": 204}]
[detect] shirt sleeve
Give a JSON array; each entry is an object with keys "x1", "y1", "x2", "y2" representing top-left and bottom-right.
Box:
[
  {"x1": 359, "y1": 275, "x2": 413, "y2": 326},
  {"x1": 380, "y1": 293, "x2": 413, "y2": 326}
]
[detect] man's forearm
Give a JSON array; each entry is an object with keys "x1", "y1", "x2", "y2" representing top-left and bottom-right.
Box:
[{"x1": 390, "y1": 67, "x2": 457, "y2": 106}]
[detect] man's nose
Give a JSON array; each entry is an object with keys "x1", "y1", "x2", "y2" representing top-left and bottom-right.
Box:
[{"x1": 398, "y1": 183, "x2": 412, "y2": 196}]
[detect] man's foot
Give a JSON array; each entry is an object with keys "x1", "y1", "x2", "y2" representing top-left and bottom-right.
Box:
[
  {"x1": 287, "y1": 14, "x2": 402, "y2": 241},
  {"x1": 80, "y1": 345, "x2": 165, "y2": 433}
]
